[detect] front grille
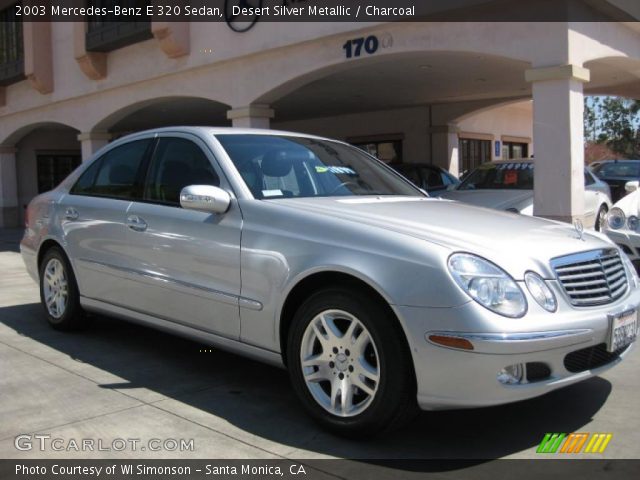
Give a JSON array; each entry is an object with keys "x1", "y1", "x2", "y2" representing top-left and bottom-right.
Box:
[
  {"x1": 564, "y1": 343, "x2": 628, "y2": 373},
  {"x1": 551, "y1": 249, "x2": 628, "y2": 306}
]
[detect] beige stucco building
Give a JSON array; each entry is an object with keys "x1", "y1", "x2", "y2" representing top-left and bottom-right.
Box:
[{"x1": 0, "y1": 1, "x2": 639, "y2": 227}]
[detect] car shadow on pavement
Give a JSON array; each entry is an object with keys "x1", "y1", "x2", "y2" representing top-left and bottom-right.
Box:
[{"x1": 0, "y1": 302, "x2": 613, "y2": 465}]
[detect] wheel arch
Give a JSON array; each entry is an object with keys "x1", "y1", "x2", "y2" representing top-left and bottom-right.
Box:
[
  {"x1": 37, "y1": 238, "x2": 71, "y2": 271},
  {"x1": 278, "y1": 269, "x2": 410, "y2": 369}
]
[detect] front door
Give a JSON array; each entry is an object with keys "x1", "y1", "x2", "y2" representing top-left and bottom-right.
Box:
[{"x1": 124, "y1": 134, "x2": 242, "y2": 339}]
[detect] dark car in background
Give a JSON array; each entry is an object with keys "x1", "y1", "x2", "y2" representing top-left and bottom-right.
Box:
[
  {"x1": 591, "y1": 160, "x2": 640, "y2": 203},
  {"x1": 390, "y1": 163, "x2": 459, "y2": 195}
]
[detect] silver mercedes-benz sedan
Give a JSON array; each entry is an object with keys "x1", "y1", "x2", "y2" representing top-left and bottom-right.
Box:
[{"x1": 21, "y1": 127, "x2": 639, "y2": 437}]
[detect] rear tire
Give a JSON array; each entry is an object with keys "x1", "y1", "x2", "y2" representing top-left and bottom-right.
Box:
[
  {"x1": 39, "y1": 246, "x2": 84, "y2": 331},
  {"x1": 287, "y1": 288, "x2": 417, "y2": 437}
]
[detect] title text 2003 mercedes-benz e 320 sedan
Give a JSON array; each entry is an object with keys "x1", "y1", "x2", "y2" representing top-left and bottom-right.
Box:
[{"x1": 21, "y1": 127, "x2": 639, "y2": 436}]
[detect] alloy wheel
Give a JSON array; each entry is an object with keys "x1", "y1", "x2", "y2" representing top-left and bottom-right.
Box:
[
  {"x1": 42, "y1": 258, "x2": 68, "y2": 319},
  {"x1": 299, "y1": 309, "x2": 380, "y2": 417}
]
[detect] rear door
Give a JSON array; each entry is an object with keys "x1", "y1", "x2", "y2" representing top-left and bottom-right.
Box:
[
  {"x1": 60, "y1": 137, "x2": 154, "y2": 308},
  {"x1": 123, "y1": 133, "x2": 242, "y2": 339}
]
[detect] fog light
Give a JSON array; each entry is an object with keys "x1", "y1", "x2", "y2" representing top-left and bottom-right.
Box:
[{"x1": 497, "y1": 364, "x2": 524, "y2": 385}]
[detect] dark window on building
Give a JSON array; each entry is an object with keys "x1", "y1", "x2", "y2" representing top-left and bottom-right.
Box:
[
  {"x1": 0, "y1": 3, "x2": 25, "y2": 86},
  {"x1": 86, "y1": 0, "x2": 153, "y2": 52},
  {"x1": 502, "y1": 141, "x2": 529, "y2": 159},
  {"x1": 71, "y1": 139, "x2": 151, "y2": 199},
  {"x1": 459, "y1": 138, "x2": 491, "y2": 173},
  {"x1": 353, "y1": 140, "x2": 403, "y2": 164},
  {"x1": 37, "y1": 154, "x2": 82, "y2": 193}
]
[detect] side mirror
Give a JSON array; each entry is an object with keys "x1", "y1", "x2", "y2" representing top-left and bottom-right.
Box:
[
  {"x1": 180, "y1": 185, "x2": 231, "y2": 214},
  {"x1": 625, "y1": 180, "x2": 639, "y2": 193}
]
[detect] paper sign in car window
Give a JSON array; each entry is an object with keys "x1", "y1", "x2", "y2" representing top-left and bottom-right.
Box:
[
  {"x1": 504, "y1": 170, "x2": 518, "y2": 185},
  {"x1": 329, "y1": 166, "x2": 357, "y2": 175},
  {"x1": 315, "y1": 166, "x2": 357, "y2": 175},
  {"x1": 262, "y1": 189, "x2": 283, "y2": 197}
]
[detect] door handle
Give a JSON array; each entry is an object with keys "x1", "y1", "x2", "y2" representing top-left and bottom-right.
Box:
[
  {"x1": 126, "y1": 215, "x2": 148, "y2": 232},
  {"x1": 64, "y1": 207, "x2": 79, "y2": 221}
]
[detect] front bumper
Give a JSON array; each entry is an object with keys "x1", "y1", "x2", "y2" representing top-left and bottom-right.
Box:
[
  {"x1": 394, "y1": 282, "x2": 640, "y2": 410},
  {"x1": 605, "y1": 229, "x2": 640, "y2": 266}
]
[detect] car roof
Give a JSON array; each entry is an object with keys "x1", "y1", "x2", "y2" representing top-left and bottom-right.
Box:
[{"x1": 116, "y1": 126, "x2": 337, "y2": 143}]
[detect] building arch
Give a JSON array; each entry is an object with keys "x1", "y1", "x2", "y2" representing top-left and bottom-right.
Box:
[{"x1": 91, "y1": 96, "x2": 232, "y2": 137}]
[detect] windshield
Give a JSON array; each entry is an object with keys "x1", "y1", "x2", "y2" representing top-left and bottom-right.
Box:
[
  {"x1": 216, "y1": 134, "x2": 421, "y2": 199},
  {"x1": 592, "y1": 162, "x2": 640, "y2": 178},
  {"x1": 458, "y1": 162, "x2": 534, "y2": 191}
]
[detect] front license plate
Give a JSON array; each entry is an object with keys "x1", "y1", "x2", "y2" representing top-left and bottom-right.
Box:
[{"x1": 608, "y1": 309, "x2": 638, "y2": 352}]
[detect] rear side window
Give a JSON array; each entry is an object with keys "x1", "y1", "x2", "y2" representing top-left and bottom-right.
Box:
[
  {"x1": 144, "y1": 137, "x2": 220, "y2": 206},
  {"x1": 70, "y1": 140, "x2": 151, "y2": 199},
  {"x1": 584, "y1": 171, "x2": 596, "y2": 186},
  {"x1": 424, "y1": 168, "x2": 445, "y2": 189},
  {"x1": 394, "y1": 166, "x2": 422, "y2": 187},
  {"x1": 441, "y1": 171, "x2": 457, "y2": 187}
]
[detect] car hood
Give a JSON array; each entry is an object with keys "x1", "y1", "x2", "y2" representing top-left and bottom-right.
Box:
[
  {"x1": 438, "y1": 189, "x2": 533, "y2": 211},
  {"x1": 612, "y1": 189, "x2": 640, "y2": 215},
  {"x1": 268, "y1": 196, "x2": 614, "y2": 277}
]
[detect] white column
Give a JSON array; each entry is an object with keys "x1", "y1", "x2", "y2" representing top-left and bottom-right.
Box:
[
  {"x1": 77, "y1": 131, "x2": 112, "y2": 162},
  {"x1": 227, "y1": 104, "x2": 274, "y2": 129},
  {"x1": 0, "y1": 145, "x2": 18, "y2": 228},
  {"x1": 526, "y1": 65, "x2": 590, "y2": 223},
  {"x1": 430, "y1": 124, "x2": 460, "y2": 176}
]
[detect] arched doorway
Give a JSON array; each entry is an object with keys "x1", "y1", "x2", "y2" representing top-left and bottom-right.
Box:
[
  {"x1": 255, "y1": 51, "x2": 531, "y2": 173},
  {"x1": 93, "y1": 96, "x2": 231, "y2": 140},
  {"x1": 2, "y1": 122, "x2": 81, "y2": 227}
]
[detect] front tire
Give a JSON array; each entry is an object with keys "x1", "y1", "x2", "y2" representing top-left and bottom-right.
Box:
[
  {"x1": 287, "y1": 288, "x2": 417, "y2": 437},
  {"x1": 39, "y1": 246, "x2": 84, "y2": 331}
]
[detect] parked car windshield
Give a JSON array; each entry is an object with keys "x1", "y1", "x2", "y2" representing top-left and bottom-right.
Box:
[
  {"x1": 216, "y1": 134, "x2": 421, "y2": 199},
  {"x1": 457, "y1": 162, "x2": 534, "y2": 190},
  {"x1": 592, "y1": 161, "x2": 640, "y2": 178}
]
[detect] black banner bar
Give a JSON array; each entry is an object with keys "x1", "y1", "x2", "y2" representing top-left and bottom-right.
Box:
[
  {"x1": 1, "y1": 460, "x2": 640, "y2": 480},
  {"x1": 8, "y1": 0, "x2": 640, "y2": 23}
]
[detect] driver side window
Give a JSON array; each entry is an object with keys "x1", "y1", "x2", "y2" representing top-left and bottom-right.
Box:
[{"x1": 144, "y1": 137, "x2": 220, "y2": 206}]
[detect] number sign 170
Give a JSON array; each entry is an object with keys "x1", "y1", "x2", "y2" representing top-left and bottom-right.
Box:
[{"x1": 343, "y1": 36, "x2": 380, "y2": 59}]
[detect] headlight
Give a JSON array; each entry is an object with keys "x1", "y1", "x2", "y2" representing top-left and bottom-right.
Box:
[
  {"x1": 607, "y1": 208, "x2": 626, "y2": 230},
  {"x1": 524, "y1": 271, "x2": 557, "y2": 312},
  {"x1": 621, "y1": 253, "x2": 639, "y2": 289},
  {"x1": 448, "y1": 253, "x2": 527, "y2": 318},
  {"x1": 627, "y1": 215, "x2": 639, "y2": 232}
]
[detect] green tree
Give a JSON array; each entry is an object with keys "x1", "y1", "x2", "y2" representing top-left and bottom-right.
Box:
[
  {"x1": 586, "y1": 97, "x2": 640, "y2": 158},
  {"x1": 584, "y1": 98, "x2": 597, "y2": 143}
]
